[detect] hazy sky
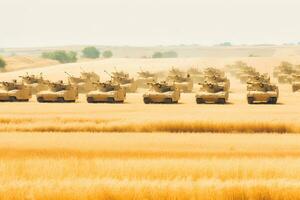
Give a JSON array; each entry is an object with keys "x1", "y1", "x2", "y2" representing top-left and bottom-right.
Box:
[{"x1": 0, "y1": 0, "x2": 300, "y2": 47}]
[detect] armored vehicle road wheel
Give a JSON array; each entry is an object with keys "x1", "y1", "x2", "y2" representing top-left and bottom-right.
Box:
[
  {"x1": 268, "y1": 97, "x2": 277, "y2": 104},
  {"x1": 143, "y1": 97, "x2": 151, "y2": 104},
  {"x1": 107, "y1": 97, "x2": 115, "y2": 103},
  {"x1": 247, "y1": 97, "x2": 254, "y2": 104},
  {"x1": 37, "y1": 97, "x2": 44, "y2": 103},
  {"x1": 196, "y1": 98, "x2": 205, "y2": 104},
  {"x1": 57, "y1": 97, "x2": 65, "y2": 103},
  {"x1": 87, "y1": 97, "x2": 94, "y2": 103},
  {"x1": 164, "y1": 98, "x2": 173, "y2": 104},
  {"x1": 9, "y1": 96, "x2": 17, "y2": 102},
  {"x1": 217, "y1": 98, "x2": 226, "y2": 104}
]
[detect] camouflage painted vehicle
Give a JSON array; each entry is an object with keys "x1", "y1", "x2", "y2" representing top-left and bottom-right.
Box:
[
  {"x1": 135, "y1": 68, "x2": 157, "y2": 88},
  {"x1": 167, "y1": 74, "x2": 193, "y2": 92},
  {"x1": 273, "y1": 62, "x2": 294, "y2": 78},
  {"x1": 246, "y1": 81, "x2": 279, "y2": 104},
  {"x1": 0, "y1": 80, "x2": 32, "y2": 102},
  {"x1": 187, "y1": 67, "x2": 205, "y2": 83},
  {"x1": 226, "y1": 61, "x2": 249, "y2": 77},
  {"x1": 204, "y1": 74, "x2": 230, "y2": 91},
  {"x1": 247, "y1": 73, "x2": 270, "y2": 85},
  {"x1": 19, "y1": 73, "x2": 49, "y2": 94},
  {"x1": 106, "y1": 71, "x2": 138, "y2": 93},
  {"x1": 291, "y1": 74, "x2": 300, "y2": 92},
  {"x1": 195, "y1": 81, "x2": 229, "y2": 104},
  {"x1": 66, "y1": 70, "x2": 99, "y2": 93},
  {"x1": 168, "y1": 67, "x2": 185, "y2": 77},
  {"x1": 86, "y1": 81, "x2": 126, "y2": 103},
  {"x1": 111, "y1": 69, "x2": 128, "y2": 78},
  {"x1": 36, "y1": 81, "x2": 78, "y2": 103},
  {"x1": 143, "y1": 82, "x2": 180, "y2": 104},
  {"x1": 277, "y1": 73, "x2": 292, "y2": 84},
  {"x1": 203, "y1": 67, "x2": 225, "y2": 77}
]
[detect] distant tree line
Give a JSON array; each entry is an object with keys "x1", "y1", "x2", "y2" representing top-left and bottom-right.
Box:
[
  {"x1": 82, "y1": 46, "x2": 113, "y2": 58},
  {"x1": 152, "y1": 51, "x2": 178, "y2": 58},
  {"x1": 42, "y1": 46, "x2": 113, "y2": 63},
  {"x1": 42, "y1": 50, "x2": 77, "y2": 63}
]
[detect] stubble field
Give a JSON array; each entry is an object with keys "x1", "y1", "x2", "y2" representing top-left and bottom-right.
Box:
[{"x1": 0, "y1": 49, "x2": 300, "y2": 199}]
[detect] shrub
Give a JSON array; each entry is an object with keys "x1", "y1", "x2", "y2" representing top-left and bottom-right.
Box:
[
  {"x1": 102, "y1": 50, "x2": 113, "y2": 58},
  {"x1": 82, "y1": 46, "x2": 100, "y2": 58},
  {"x1": 152, "y1": 52, "x2": 163, "y2": 58},
  {"x1": 152, "y1": 51, "x2": 178, "y2": 58},
  {"x1": 0, "y1": 57, "x2": 6, "y2": 69},
  {"x1": 42, "y1": 50, "x2": 77, "y2": 63},
  {"x1": 162, "y1": 51, "x2": 178, "y2": 58}
]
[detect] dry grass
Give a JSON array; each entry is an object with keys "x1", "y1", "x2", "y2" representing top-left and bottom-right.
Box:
[
  {"x1": 0, "y1": 116, "x2": 298, "y2": 133},
  {"x1": 0, "y1": 133, "x2": 300, "y2": 199},
  {"x1": 0, "y1": 55, "x2": 299, "y2": 199}
]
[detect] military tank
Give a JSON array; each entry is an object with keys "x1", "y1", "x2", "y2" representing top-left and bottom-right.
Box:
[
  {"x1": 228, "y1": 61, "x2": 249, "y2": 77},
  {"x1": 66, "y1": 69, "x2": 99, "y2": 93},
  {"x1": 168, "y1": 67, "x2": 185, "y2": 77},
  {"x1": 273, "y1": 62, "x2": 294, "y2": 78},
  {"x1": 246, "y1": 73, "x2": 270, "y2": 84},
  {"x1": 0, "y1": 80, "x2": 32, "y2": 102},
  {"x1": 204, "y1": 73, "x2": 230, "y2": 92},
  {"x1": 291, "y1": 74, "x2": 300, "y2": 92},
  {"x1": 19, "y1": 73, "x2": 49, "y2": 94},
  {"x1": 143, "y1": 81, "x2": 180, "y2": 104},
  {"x1": 246, "y1": 81, "x2": 279, "y2": 104},
  {"x1": 187, "y1": 67, "x2": 205, "y2": 83},
  {"x1": 86, "y1": 81, "x2": 126, "y2": 103},
  {"x1": 195, "y1": 81, "x2": 228, "y2": 104},
  {"x1": 135, "y1": 68, "x2": 157, "y2": 88},
  {"x1": 36, "y1": 81, "x2": 78, "y2": 103},
  {"x1": 106, "y1": 71, "x2": 138, "y2": 93},
  {"x1": 166, "y1": 74, "x2": 193, "y2": 92}
]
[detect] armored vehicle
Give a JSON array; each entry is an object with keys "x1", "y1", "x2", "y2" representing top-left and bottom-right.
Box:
[
  {"x1": 273, "y1": 62, "x2": 294, "y2": 78},
  {"x1": 187, "y1": 67, "x2": 205, "y2": 83},
  {"x1": 136, "y1": 68, "x2": 157, "y2": 88},
  {"x1": 195, "y1": 81, "x2": 228, "y2": 104},
  {"x1": 36, "y1": 81, "x2": 78, "y2": 103},
  {"x1": 0, "y1": 80, "x2": 32, "y2": 102},
  {"x1": 86, "y1": 81, "x2": 126, "y2": 103},
  {"x1": 167, "y1": 74, "x2": 193, "y2": 92},
  {"x1": 66, "y1": 70, "x2": 99, "y2": 93},
  {"x1": 106, "y1": 71, "x2": 138, "y2": 93},
  {"x1": 204, "y1": 74, "x2": 230, "y2": 92},
  {"x1": 291, "y1": 74, "x2": 300, "y2": 92},
  {"x1": 246, "y1": 81, "x2": 279, "y2": 104},
  {"x1": 143, "y1": 82, "x2": 180, "y2": 104},
  {"x1": 277, "y1": 73, "x2": 293, "y2": 84},
  {"x1": 247, "y1": 73, "x2": 270, "y2": 85},
  {"x1": 19, "y1": 73, "x2": 49, "y2": 94},
  {"x1": 168, "y1": 67, "x2": 185, "y2": 77}
]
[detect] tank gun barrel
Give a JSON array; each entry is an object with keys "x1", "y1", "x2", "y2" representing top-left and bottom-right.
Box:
[
  {"x1": 64, "y1": 71, "x2": 73, "y2": 77},
  {"x1": 104, "y1": 70, "x2": 113, "y2": 78}
]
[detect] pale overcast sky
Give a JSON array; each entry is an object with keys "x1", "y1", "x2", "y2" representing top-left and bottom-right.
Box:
[{"x1": 0, "y1": 0, "x2": 300, "y2": 47}]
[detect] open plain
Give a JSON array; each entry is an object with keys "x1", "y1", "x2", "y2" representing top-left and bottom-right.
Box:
[{"x1": 0, "y1": 46, "x2": 300, "y2": 199}]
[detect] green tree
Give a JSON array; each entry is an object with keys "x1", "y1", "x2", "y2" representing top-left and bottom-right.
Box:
[
  {"x1": 102, "y1": 50, "x2": 113, "y2": 58},
  {"x1": 152, "y1": 52, "x2": 163, "y2": 58},
  {"x1": 219, "y1": 42, "x2": 232, "y2": 46},
  {"x1": 42, "y1": 50, "x2": 77, "y2": 63},
  {"x1": 162, "y1": 51, "x2": 178, "y2": 58},
  {"x1": 0, "y1": 57, "x2": 6, "y2": 69},
  {"x1": 82, "y1": 46, "x2": 100, "y2": 58}
]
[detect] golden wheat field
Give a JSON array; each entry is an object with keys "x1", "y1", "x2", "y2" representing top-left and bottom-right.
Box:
[{"x1": 0, "y1": 49, "x2": 300, "y2": 199}]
